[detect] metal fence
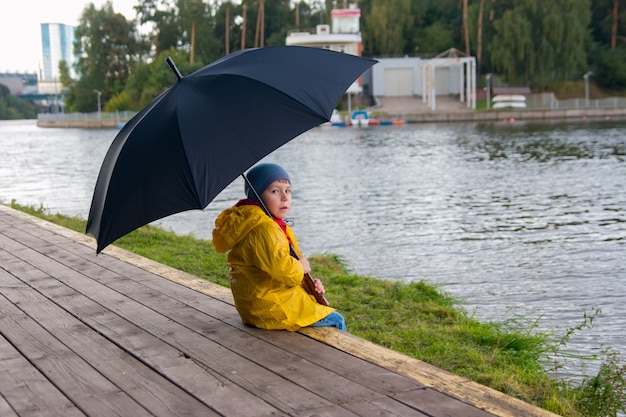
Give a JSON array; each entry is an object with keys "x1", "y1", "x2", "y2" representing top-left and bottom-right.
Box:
[
  {"x1": 526, "y1": 93, "x2": 626, "y2": 110},
  {"x1": 37, "y1": 111, "x2": 137, "y2": 123}
]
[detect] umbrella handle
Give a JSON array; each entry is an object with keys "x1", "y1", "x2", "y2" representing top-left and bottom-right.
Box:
[
  {"x1": 290, "y1": 244, "x2": 331, "y2": 306},
  {"x1": 166, "y1": 56, "x2": 183, "y2": 81}
]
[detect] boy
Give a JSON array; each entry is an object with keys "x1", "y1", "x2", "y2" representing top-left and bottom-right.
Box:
[{"x1": 212, "y1": 163, "x2": 346, "y2": 332}]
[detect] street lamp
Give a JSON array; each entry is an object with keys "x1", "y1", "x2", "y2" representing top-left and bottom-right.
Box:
[
  {"x1": 583, "y1": 72, "x2": 592, "y2": 108},
  {"x1": 93, "y1": 89, "x2": 102, "y2": 120},
  {"x1": 485, "y1": 73, "x2": 492, "y2": 109}
]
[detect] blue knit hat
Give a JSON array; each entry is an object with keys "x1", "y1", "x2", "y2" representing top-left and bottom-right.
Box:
[{"x1": 244, "y1": 163, "x2": 291, "y2": 202}]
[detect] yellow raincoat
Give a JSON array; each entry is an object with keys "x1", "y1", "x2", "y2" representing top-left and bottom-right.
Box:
[{"x1": 213, "y1": 203, "x2": 335, "y2": 331}]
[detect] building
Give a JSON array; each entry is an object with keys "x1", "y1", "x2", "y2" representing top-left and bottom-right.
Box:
[
  {"x1": 286, "y1": 2, "x2": 363, "y2": 95},
  {"x1": 40, "y1": 23, "x2": 77, "y2": 94},
  {"x1": 0, "y1": 73, "x2": 38, "y2": 95},
  {"x1": 372, "y1": 49, "x2": 477, "y2": 111},
  {"x1": 286, "y1": 2, "x2": 476, "y2": 112}
]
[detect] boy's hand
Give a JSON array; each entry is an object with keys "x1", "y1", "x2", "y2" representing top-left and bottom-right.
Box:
[
  {"x1": 299, "y1": 257, "x2": 311, "y2": 274},
  {"x1": 313, "y1": 279, "x2": 326, "y2": 294}
]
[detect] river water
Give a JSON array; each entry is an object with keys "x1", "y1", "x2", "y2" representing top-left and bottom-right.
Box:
[{"x1": 2, "y1": 118, "x2": 625, "y2": 375}]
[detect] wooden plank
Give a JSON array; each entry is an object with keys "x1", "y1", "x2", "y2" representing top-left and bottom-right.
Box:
[
  {"x1": 299, "y1": 327, "x2": 558, "y2": 417},
  {"x1": 0, "y1": 246, "x2": 287, "y2": 417},
  {"x1": 340, "y1": 394, "x2": 430, "y2": 417},
  {"x1": 0, "y1": 333, "x2": 84, "y2": 417},
  {"x1": 393, "y1": 388, "x2": 495, "y2": 417},
  {"x1": 0, "y1": 293, "x2": 154, "y2": 417},
  {"x1": 0, "y1": 394, "x2": 19, "y2": 417},
  {"x1": 0, "y1": 269, "x2": 221, "y2": 417}
]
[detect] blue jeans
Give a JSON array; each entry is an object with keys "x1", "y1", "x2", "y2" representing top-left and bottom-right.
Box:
[{"x1": 310, "y1": 311, "x2": 347, "y2": 332}]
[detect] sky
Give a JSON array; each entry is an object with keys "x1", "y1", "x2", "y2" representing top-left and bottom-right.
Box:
[{"x1": 0, "y1": 0, "x2": 139, "y2": 73}]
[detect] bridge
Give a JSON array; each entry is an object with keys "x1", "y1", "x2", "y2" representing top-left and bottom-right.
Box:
[{"x1": 19, "y1": 93, "x2": 68, "y2": 101}]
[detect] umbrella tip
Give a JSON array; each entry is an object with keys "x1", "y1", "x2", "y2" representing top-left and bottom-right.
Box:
[{"x1": 166, "y1": 56, "x2": 184, "y2": 81}]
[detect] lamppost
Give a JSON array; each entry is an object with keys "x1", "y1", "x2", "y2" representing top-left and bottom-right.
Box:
[
  {"x1": 93, "y1": 89, "x2": 102, "y2": 120},
  {"x1": 485, "y1": 73, "x2": 492, "y2": 109},
  {"x1": 583, "y1": 72, "x2": 592, "y2": 108}
]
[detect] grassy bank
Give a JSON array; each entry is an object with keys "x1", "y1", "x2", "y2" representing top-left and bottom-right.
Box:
[{"x1": 9, "y1": 201, "x2": 625, "y2": 417}]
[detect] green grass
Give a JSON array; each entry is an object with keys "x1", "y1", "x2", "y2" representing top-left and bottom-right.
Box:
[{"x1": 8, "y1": 200, "x2": 626, "y2": 417}]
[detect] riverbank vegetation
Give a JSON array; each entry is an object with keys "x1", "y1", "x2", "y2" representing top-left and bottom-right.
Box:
[
  {"x1": 9, "y1": 201, "x2": 626, "y2": 417},
  {"x1": 54, "y1": 0, "x2": 625, "y2": 114},
  {"x1": 0, "y1": 84, "x2": 38, "y2": 120},
  {"x1": 4, "y1": 1, "x2": 625, "y2": 120}
]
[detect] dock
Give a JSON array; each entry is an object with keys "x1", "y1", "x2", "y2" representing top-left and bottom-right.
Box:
[
  {"x1": 373, "y1": 96, "x2": 626, "y2": 124},
  {"x1": 0, "y1": 204, "x2": 559, "y2": 417}
]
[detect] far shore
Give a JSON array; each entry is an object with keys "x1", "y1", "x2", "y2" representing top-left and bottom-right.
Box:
[
  {"x1": 35, "y1": 104, "x2": 626, "y2": 128},
  {"x1": 397, "y1": 106, "x2": 626, "y2": 124}
]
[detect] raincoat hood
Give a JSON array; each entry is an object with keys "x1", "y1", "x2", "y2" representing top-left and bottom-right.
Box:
[{"x1": 213, "y1": 203, "x2": 268, "y2": 252}]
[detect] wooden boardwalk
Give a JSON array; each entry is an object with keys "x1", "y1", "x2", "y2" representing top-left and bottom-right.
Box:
[{"x1": 0, "y1": 205, "x2": 559, "y2": 417}]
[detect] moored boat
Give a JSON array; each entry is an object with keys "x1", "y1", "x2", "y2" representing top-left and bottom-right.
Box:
[{"x1": 350, "y1": 110, "x2": 370, "y2": 127}]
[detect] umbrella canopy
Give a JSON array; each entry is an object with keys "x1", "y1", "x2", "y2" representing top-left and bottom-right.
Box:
[{"x1": 86, "y1": 46, "x2": 376, "y2": 253}]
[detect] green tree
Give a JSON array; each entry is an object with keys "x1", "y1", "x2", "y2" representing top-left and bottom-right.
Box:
[
  {"x1": 58, "y1": 60, "x2": 74, "y2": 90},
  {"x1": 0, "y1": 84, "x2": 38, "y2": 120},
  {"x1": 185, "y1": 0, "x2": 243, "y2": 67},
  {"x1": 363, "y1": 0, "x2": 413, "y2": 56},
  {"x1": 594, "y1": 46, "x2": 626, "y2": 89},
  {"x1": 489, "y1": 0, "x2": 592, "y2": 88},
  {"x1": 121, "y1": 48, "x2": 191, "y2": 110},
  {"x1": 136, "y1": 0, "x2": 176, "y2": 57},
  {"x1": 70, "y1": 2, "x2": 145, "y2": 112},
  {"x1": 104, "y1": 91, "x2": 132, "y2": 111},
  {"x1": 591, "y1": 0, "x2": 626, "y2": 49},
  {"x1": 417, "y1": 21, "x2": 455, "y2": 55}
]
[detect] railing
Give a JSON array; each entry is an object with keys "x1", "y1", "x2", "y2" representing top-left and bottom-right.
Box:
[
  {"x1": 37, "y1": 111, "x2": 138, "y2": 128},
  {"x1": 38, "y1": 111, "x2": 137, "y2": 122},
  {"x1": 525, "y1": 93, "x2": 626, "y2": 110}
]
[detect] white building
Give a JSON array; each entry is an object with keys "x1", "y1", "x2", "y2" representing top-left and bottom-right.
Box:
[
  {"x1": 286, "y1": 3, "x2": 363, "y2": 94},
  {"x1": 286, "y1": 3, "x2": 476, "y2": 111},
  {"x1": 372, "y1": 49, "x2": 477, "y2": 110},
  {"x1": 40, "y1": 23, "x2": 77, "y2": 82}
]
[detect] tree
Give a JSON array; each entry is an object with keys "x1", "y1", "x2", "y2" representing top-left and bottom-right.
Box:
[
  {"x1": 136, "y1": 0, "x2": 184, "y2": 58},
  {"x1": 418, "y1": 21, "x2": 455, "y2": 55},
  {"x1": 476, "y1": 0, "x2": 486, "y2": 71},
  {"x1": 71, "y1": 2, "x2": 145, "y2": 112},
  {"x1": 591, "y1": 0, "x2": 626, "y2": 48},
  {"x1": 462, "y1": 0, "x2": 470, "y2": 55},
  {"x1": 0, "y1": 84, "x2": 38, "y2": 120},
  {"x1": 489, "y1": 0, "x2": 592, "y2": 88},
  {"x1": 363, "y1": 0, "x2": 413, "y2": 56},
  {"x1": 593, "y1": 46, "x2": 626, "y2": 89}
]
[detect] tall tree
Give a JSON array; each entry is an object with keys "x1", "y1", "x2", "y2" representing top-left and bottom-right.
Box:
[
  {"x1": 71, "y1": 2, "x2": 142, "y2": 112},
  {"x1": 462, "y1": 0, "x2": 470, "y2": 55},
  {"x1": 489, "y1": 0, "x2": 592, "y2": 88},
  {"x1": 476, "y1": 0, "x2": 486, "y2": 70},
  {"x1": 611, "y1": 0, "x2": 620, "y2": 48},
  {"x1": 591, "y1": 0, "x2": 625, "y2": 48},
  {"x1": 363, "y1": 0, "x2": 413, "y2": 56},
  {"x1": 176, "y1": 0, "x2": 206, "y2": 65}
]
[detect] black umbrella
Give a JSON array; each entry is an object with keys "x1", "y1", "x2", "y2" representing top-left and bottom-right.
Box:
[{"x1": 86, "y1": 46, "x2": 376, "y2": 253}]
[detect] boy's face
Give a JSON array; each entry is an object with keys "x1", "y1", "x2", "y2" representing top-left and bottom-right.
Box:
[{"x1": 260, "y1": 179, "x2": 292, "y2": 219}]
